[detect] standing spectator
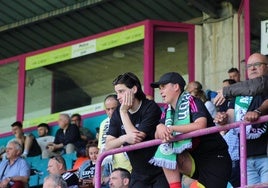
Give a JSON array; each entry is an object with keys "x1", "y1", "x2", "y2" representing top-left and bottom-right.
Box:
[
  {"x1": 150, "y1": 72, "x2": 231, "y2": 188},
  {"x1": 43, "y1": 174, "x2": 67, "y2": 188},
  {"x1": 215, "y1": 53, "x2": 268, "y2": 186},
  {"x1": 10, "y1": 121, "x2": 41, "y2": 158},
  {"x1": 46, "y1": 114, "x2": 85, "y2": 156},
  {"x1": 36, "y1": 123, "x2": 55, "y2": 158},
  {"x1": 217, "y1": 79, "x2": 236, "y2": 113},
  {"x1": 98, "y1": 94, "x2": 132, "y2": 172},
  {"x1": 228, "y1": 67, "x2": 241, "y2": 82},
  {"x1": 71, "y1": 113, "x2": 93, "y2": 142},
  {"x1": 0, "y1": 139, "x2": 30, "y2": 188},
  {"x1": 105, "y1": 72, "x2": 168, "y2": 188},
  {"x1": 47, "y1": 155, "x2": 79, "y2": 188},
  {"x1": 109, "y1": 168, "x2": 131, "y2": 188}
]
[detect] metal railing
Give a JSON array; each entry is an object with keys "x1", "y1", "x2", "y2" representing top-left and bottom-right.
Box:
[{"x1": 95, "y1": 115, "x2": 268, "y2": 188}]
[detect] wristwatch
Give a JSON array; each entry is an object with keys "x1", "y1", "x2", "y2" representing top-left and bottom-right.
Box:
[{"x1": 254, "y1": 109, "x2": 262, "y2": 115}]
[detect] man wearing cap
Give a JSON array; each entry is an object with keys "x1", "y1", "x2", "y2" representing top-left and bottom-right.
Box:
[
  {"x1": 150, "y1": 72, "x2": 231, "y2": 188},
  {"x1": 105, "y1": 72, "x2": 168, "y2": 188}
]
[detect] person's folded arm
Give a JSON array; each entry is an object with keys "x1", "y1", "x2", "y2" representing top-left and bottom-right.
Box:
[{"x1": 105, "y1": 135, "x2": 126, "y2": 150}]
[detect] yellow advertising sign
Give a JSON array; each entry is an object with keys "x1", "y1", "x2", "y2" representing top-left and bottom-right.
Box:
[
  {"x1": 96, "y1": 25, "x2": 144, "y2": 51},
  {"x1": 26, "y1": 46, "x2": 72, "y2": 70},
  {"x1": 25, "y1": 25, "x2": 144, "y2": 70}
]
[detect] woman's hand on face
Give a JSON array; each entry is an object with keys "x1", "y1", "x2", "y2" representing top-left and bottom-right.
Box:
[{"x1": 120, "y1": 90, "x2": 134, "y2": 112}]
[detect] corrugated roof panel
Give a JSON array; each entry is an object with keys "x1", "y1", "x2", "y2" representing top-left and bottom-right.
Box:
[
  {"x1": 126, "y1": 1, "x2": 164, "y2": 20},
  {"x1": 36, "y1": 21, "x2": 70, "y2": 43},
  {"x1": 19, "y1": 26, "x2": 55, "y2": 47},
  {"x1": 9, "y1": 30, "x2": 44, "y2": 50},
  {"x1": 113, "y1": 1, "x2": 143, "y2": 22},
  {"x1": 101, "y1": 3, "x2": 130, "y2": 25},
  {"x1": 70, "y1": 12, "x2": 97, "y2": 36},
  {"x1": 0, "y1": 2, "x2": 19, "y2": 24},
  {"x1": 0, "y1": 0, "x2": 245, "y2": 60},
  {"x1": 81, "y1": 8, "x2": 116, "y2": 30},
  {"x1": 57, "y1": 15, "x2": 89, "y2": 38},
  {"x1": 0, "y1": 12, "x2": 14, "y2": 26}
]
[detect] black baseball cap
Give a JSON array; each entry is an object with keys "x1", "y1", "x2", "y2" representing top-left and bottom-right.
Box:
[{"x1": 150, "y1": 72, "x2": 186, "y2": 90}]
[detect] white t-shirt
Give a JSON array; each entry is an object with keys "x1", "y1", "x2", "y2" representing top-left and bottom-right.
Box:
[{"x1": 36, "y1": 136, "x2": 55, "y2": 151}]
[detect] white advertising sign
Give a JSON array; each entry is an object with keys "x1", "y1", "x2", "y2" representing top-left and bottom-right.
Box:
[{"x1": 261, "y1": 20, "x2": 268, "y2": 55}]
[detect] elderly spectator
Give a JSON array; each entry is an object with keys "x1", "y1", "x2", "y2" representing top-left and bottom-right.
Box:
[
  {"x1": 47, "y1": 114, "x2": 85, "y2": 156},
  {"x1": 98, "y1": 94, "x2": 132, "y2": 172},
  {"x1": 215, "y1": 53, "x2": 268, "y2": 186},
  {"x1": 47, "y1": 155, "x2": 79, "y2": 188},
  {"x1": 0, "y1": 139, "x2": 30, "y2": 188},
  {"x1": 43, "y1": 174, "x2": 67, "y2": 188}
]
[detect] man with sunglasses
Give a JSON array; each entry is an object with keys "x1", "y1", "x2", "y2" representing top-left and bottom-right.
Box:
[
  {"x1": 47, "y1": 155, "x2": 79, "y2": 188},
  {"x1": 105, "y1": 72, "x2": 169, "y2": 188}
]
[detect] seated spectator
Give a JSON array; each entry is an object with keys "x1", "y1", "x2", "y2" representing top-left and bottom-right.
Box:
[
  {"x1": 10, "y1": 121, "x2": 41, "y2": 158},
  {"x1": 0, "y1": 139, "x2": 30, "y2": 188},
  {"x1": 47, "y1": 155, "x2": 79, "y2": 188},
  {"x1": 71, "y1": 113, "x2": 93, "y2": 142},
  {"x1": 186, "y1": 81, "x2": 217, "y2": 118},
  {"x1": 109, "y1": 168, "x2": 131, "y2": 188},
  {"x1": 43, "y1": 174, "x2": 67, "y2": 188},
  {"x1": 46, "y1": 114, "x2": 85, "y2": 157},
  {"x1": 36, "y1": 123, "x2": 55, "y2": 158},
  {"x1": 78, "y1": 142, "x2": 110, "y2": 188}
]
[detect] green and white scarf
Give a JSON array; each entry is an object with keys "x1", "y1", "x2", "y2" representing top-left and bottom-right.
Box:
[
  {"x1": 235, "y1": 96, "x2": 267, "y2": 139},
  {"x1": 149, "y1": 92, "x2": 192, "y2": 170}
]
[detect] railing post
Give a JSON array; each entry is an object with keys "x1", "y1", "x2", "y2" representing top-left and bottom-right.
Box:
[{"x1": 240, "y1": 123, "x2": 247, "y2": 187}]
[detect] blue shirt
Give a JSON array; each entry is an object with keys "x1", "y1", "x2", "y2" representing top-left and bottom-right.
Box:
[
  {"x1": 0, "y1": 157, "x2": 30, "y2": 184},
  {"x1": 223, "y1": 128, "x2": 239, "y2": 161}
]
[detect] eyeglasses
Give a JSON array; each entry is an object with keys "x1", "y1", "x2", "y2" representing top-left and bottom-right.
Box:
[{"x1": 246, "y1": 62, "x2": 268, "y2": 69}]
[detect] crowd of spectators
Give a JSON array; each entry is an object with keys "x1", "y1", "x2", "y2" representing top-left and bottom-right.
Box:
[{"x1": 1, "y1": 54, "x2": 268, "y2": 188}]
